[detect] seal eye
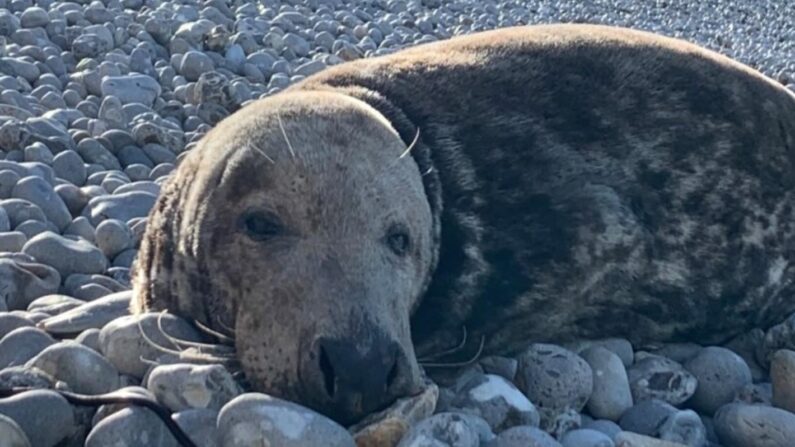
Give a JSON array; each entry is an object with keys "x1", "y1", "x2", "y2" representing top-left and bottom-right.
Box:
[
  {"x1": 386, "y1": 225, "x2": 411, "y2": 257},
  {"x1": 241, "y1": 211, "x2": 283, "y2": 241}
]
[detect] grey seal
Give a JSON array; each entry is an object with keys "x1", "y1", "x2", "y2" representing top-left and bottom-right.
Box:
[{"x1": 133, "y1": 24, "x2": 795, "y2": 424}]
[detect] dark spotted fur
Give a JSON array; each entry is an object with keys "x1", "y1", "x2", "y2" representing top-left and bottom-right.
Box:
[{"x1": 291, "y1": 24, "x2": 795, "y2": 358}]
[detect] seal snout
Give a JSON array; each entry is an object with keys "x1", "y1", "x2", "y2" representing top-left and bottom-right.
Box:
[{"x1": 305, "y1": 332, "x2": 415, "y2": 423}]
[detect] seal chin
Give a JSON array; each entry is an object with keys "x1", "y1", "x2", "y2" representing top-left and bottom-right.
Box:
[{"x1": 298, "y1": 326, "x2": 423, "y2": 425}]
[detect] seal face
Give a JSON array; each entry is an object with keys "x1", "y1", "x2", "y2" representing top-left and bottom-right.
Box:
[
  {"x1": 134, "y1": 92, "x2": 433, "y2": 423},
  {"x1": 134, "y1": 24, "x2": 795, "y2": 423}
]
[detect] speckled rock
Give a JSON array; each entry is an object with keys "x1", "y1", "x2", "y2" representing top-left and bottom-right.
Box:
[
  {"x1": 515, "y1": 344, "x2": 593, "y2": 428},
  {"x1": 146, "y1": 363, "x2": 242, "y2": 412},
  {"x1": 217, "y1": 393, "x2": 356, "y2": 447},
  {"x1": 713, "y1": 403, "x2": 795, "y2": 447},
  {"x1": 396, "y1": 412, "x2": 494, "y2": 447},
  {"x1": 628, "y1": 356, "x2": 697, "y2": 406},
  {"x1": 684, "y1": 347, "x2": 751, "y2": 415},
  {"x1": 614, "y1": 432, "x2": 687, "y2": 447},
  {"x1": 770, "y1": 349, "x2": 795, "y2": 413},
  {"x1": 448, "y1": 373, "x2": 540, "y2": 432}
]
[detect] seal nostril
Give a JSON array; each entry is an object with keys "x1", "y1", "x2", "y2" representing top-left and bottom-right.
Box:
[{"x1": 319, "y1": 345, "x2": 336, "y2": 398}]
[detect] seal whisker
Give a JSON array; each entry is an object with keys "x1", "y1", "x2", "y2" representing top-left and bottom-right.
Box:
[
  {"x1": 192, "y1": 318, "x2": 236, "y2": 345},
  {"x1": 417, "y1": 326, "x2": 468, "y2": 362},
  {"x1": 136, "y1": 317, "x2": 185, "y2": 357},
  {"x1": 156, "y1": 310, "x2": 183, "y2": 351},
  {"x1": 398, "y1": 127, "x2": 421, "y2": 159},
  {"x1": 419, "y1": 335, "x2": 486, "y2": 368},
  {"x1": 277, "y1": 114, "x2": 297, "y2": 160},
  {"x1": 246, "y1": 141, "x2": 275, "y2": 164}
]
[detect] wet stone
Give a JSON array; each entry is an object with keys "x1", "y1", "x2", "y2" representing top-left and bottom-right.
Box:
[{"x1": 0, "y1": 390, "x2": 75, "y2": 447}]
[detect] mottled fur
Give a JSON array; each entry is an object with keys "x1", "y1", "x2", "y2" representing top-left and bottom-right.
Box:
[{"x1": 134, "y1": 24, "x2": 795, "y2": 422}]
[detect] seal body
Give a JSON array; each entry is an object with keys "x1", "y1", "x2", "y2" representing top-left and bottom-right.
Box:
[
  {"x1": 294, "y1": 24, "x2": 795, "y2": 355},
  {"x1": 134, "y1": 24, "x2": 795, "y2": 423}
]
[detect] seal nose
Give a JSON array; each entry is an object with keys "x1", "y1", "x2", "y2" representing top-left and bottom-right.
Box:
[{"x1": 315, "y1": 336, "x2": 402, "y2": 419}]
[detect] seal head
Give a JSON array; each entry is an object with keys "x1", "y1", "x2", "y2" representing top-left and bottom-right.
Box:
[{"x1": 133, "y1": 91, "x2": 435, "y2": 424}]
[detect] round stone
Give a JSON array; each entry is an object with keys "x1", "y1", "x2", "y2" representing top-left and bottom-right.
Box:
[
  {"x1": 218, "y1": 393, "x2": 356, "y2": 447},
  {"x1": 26, "y1": 340, "x2": 120, "y2": 394},
  {"x1": 714, "y1": 403, "x2": 795, "y2": 447},
  {"x1": 683, "y1": 347, "x2": 752, "y2": 415},
  {"x1": 770, "y1": 349, "x2": 795, "y2": 413},
  {"x1": 580, "y1": 346, "x2": 633, "y2": 421},
  {"x1": 515, "y1": 344, "x2": 593, "y2": 427}
]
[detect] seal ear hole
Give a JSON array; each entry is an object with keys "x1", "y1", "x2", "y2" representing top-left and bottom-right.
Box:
[
  {"x1": 319, "y1": 345, "x2": 336, "y2": 398},
  {"x1": 240, "y1": 210, "x2": 283, "y2": 242},
  {"x1": 385, "y1": 224, "x2": 411, "y2": 257}
]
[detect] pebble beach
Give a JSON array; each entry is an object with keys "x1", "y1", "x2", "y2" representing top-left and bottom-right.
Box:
[{"x1": 0, "y1": 0, "x2": 794, "y2": 445}]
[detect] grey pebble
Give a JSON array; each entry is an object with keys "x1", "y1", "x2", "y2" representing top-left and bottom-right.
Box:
[
  {"x1": 770, "y1": 349, "x2": 795, "y2": 413},
  {"x1": 173, "y1": 408, "x2": 220, "y2": 447},
  {"x1": 0, "y1": 413, "x2": 31, "y2": 447},
  {"x1": 0, "y1": 257, "x2": 60, "y2": 310},
  {"x1": 101, "y1": 74, "x2": 162, "y2": 107},
  {"x1": 488, "y1": 425, "x2": 562, "y2": 447},
  {"x1": 713, "y1": 403, "x2": 795, "y2": 447},
  {"x1": 0, "y1": 390, "x2": 75, "y2": 447},
  {"x1": 0, "y1": 313, "x2": 33, "y2": 339},
  {"x1": 147, "y1": 363, "x2": 242, "y2": 412},
  {"x1": 27, "y1": 294, "x2": 85, "y2": 315},
  {"x1": 86, "y1": 407, "x2": 178, "y2": 447},
  {"x1": 22, "y1": 231, "x2": 108, "y2": 277},
  {"x1": 94, "y1": 218, "x2": 132, "y2": 258},
  {"x1": 11, "y1": 176, "x2": 72, "y2": 230},
  {"x1": 449, "y1": 372, "x2": 540, "y2": 432},
  {"x1": 683, "y1": 347, "x2": 751, "y2": 415},
  {"x1": 619, "y1": 399, "x2": 676, "y2": 437},
  {"x1": 567, "y1": 338, "x2": 634, "y2": 368},
  {"x1": 26, "y1": 340, "x2": 121, "y2": 394},
  {"x1": 515, "y1": 344, "x2": 593, "y2": 428},
  {"x1": 83, "y1": 190, "x2": 157, "y2": 225},
  {"x1": 582, "y1": 419, "x2": 622, "y2": 439},
  {"x1": 56, "y1": 184, "x2": 89, "y2": 216},
  {"x1": 38, "y1": 290, "x2": 131, "y2": 335},
  {"x1": 0, "y1": 198, "x2": 46, "y2": 227},
  {"x1": 628, "y1": 355, "x2": 697, "y2": 406},
  {"x1": 218, "y1": 393, "x2": 357, "y2": 447},
  {"x1": 0, "y1": 326, "x2": 55, "y2": 368},
  {"x1": 657, "y1": 409, "x2": 706, "y2": 447},
  {"x1": 75, "y1": 327, "x2": 101, "y2": 351},
  {"x1": 581, "y1": 346, "x2": 633, "y2": 421},
  {"x1": 0, "y1": 231, "x2": 26, "y2": 252},
  {"x1": 560, "y1": 429, "x2": 615, "y2": 447},
  {"x1": 63, "y1": 216, "x2": 96, "y2": 242}
]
